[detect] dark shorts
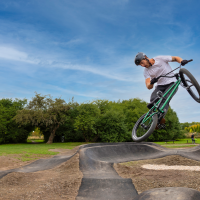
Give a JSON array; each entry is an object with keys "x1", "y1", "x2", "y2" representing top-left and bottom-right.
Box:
[{"x1": 150, "y1": 82, "x2": 178, "y2": 112}]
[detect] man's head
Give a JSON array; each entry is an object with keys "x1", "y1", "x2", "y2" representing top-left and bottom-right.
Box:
[{"x1": 134, "y1": 52, "x2": 152, "y2": 68}]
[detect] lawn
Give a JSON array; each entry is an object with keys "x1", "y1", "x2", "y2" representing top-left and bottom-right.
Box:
[
  {"x1": 154, "y1": 138, "x2": 197, "y2": 145},
  {"x1": 27, "y1": 139, "x2": 45, "y2": 143},
  {"x1": 0, "y1": 139, "x2": 198, "y2": 162},
  {"x1": 154, "y1": 138, "x2": 198, "y2": 149},
  {"x1": 0, "y1": 142, "x2": 88, "y2": 161},
  {"x1": 162, "y1": 145, "x2": 197, "y2": 148}
]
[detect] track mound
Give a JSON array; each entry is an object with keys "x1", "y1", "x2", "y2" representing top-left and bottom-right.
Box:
[{"x1": 77, "y1": 142, "x2": 200, "y2": 200}]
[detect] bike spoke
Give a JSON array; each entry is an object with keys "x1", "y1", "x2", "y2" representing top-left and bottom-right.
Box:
[
  {"x1": 132, "y1": 112, "x2": 157, "y2": 142},
  {"x1": 185, "y1": 79, "x2": 192, "y2": 83},
  {"x1": 136, "y1": 115, "x2": 153, "y2": 137},
  {"x1": 185, "y1": 80, "x2": 199, "y2": 97},
  {"x1": 182, "y1": 73, "x2": 200, "y2": 99},
  {"x1": 186, "y1": 84, "x2": 194, "y2": 90}
]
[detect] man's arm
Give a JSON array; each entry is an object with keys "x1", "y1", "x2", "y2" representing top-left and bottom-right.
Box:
[
  {"x1": 145, "y1": 78, "x2": 153, "y2": 90},
  {"x1": 171, "y1": 56, "x2": 183, "y2": 63}
]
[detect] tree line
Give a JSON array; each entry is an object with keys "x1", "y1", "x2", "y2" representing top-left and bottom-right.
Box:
[
  {"x1": 180, "y1": 122, "x2": 200, "y2": 130},
  {"x1": 184, "y1": 124, "x2": 200, "y2": 134},
  {"x1": 0, "y1": 93, "x2": 184, "y2": 144}
]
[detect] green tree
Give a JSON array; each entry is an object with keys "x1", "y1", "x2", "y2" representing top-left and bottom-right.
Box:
[
  {"x1": 185, "y1": 124, "x2": 200, "y2": 137},
  {"x1": 52, "y1": 100, "x2": 84, "y2": 142},
  {"x1": 0, "y1": 98, "x2": 32, "y2": 144},
  {"x1": 13, "y1": 93, "x2": 70, "y2": 144},
  {"x1": 97, "y1": 109, "x2": 130, "y2": 142},
  {"x1": 74, "y1": 103, "x2": 101, "y2": 142},
  {"x1": 120, "y1": 98, "x2": 149, "y2": 131},
  {"x1": 31, "y1": 127, "x2": 43, "y2": 138},
  {"x1": 93, "y1": 99, "x2": 112, "y2": 114},
  {"x1": 180, "y1": 122, "x2": 190, "y2": 130}
]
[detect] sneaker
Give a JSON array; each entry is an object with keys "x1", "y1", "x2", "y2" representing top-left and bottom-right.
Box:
[
  {"x1": 155, "y1": 118, "x2": 166, "y2": 130},
  {"x1": 159, "y1": 117, "x2": 166, "y2": 124}
]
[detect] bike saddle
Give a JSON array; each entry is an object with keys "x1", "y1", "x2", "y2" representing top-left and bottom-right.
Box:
[{"x1": 147, "y1": 97, "x2": 159, "y2": 109}]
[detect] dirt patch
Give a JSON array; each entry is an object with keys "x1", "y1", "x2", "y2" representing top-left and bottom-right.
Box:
[
  {"x1": 0, "y1": 154, "x2": 54, "y2": 171},
  {"x1": 114, "y1": 155, "x2": 200, "y2": 194},
  {"x1": 49, "y1": 146, "x2": 80, "y2": 156},
  {"x1": 0, "y1": 153, "x2": 82, "y2": 200},
  {"x1": 0, "y1": 147, "x2": 80, "y2": 171}
]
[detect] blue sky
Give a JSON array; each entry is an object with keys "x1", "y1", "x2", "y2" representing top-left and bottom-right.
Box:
[{"x1": 0, "y1": 0, "x2": 200, "y2": 122}]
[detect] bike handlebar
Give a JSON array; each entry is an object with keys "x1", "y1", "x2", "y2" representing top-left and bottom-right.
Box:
[
  {"x1": 156, "y1": 59, "x2": 193, "y2": 80},
  {"x1": 184, "y1": 59, "x2": 193, "y2": 64}
]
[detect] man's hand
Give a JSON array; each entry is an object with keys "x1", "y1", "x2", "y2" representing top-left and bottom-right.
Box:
[
  {"x1": 145, "y1": 78, "x2": 153, "y2": 90},
  {"x1": 181, "y1": 60, "x2": 189, "y2": 66},
  {"x1": 150, "y1": 77, "x2": 158, "y2": 85}
]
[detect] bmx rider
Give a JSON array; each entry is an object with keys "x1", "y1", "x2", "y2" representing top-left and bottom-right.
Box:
[{"x1": 134, "y1": 52, "x2": 188, "y2": 128}]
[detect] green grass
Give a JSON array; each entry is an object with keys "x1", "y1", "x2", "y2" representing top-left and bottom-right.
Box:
[
  {"x1": 0, "y1": 142, "x2": 88, "y2": 161},
  {"x1": 0, "y1": 139, "x2": 198, "y2": 162},
  {"x1": 0, "y1": 142, "x2": 87, "y2": 155},
  {"x1": 154, "y1": 138, "x2": 198, "y2": 145},
  {"x1": 163, "y1": 145, "x2": 197, "y2": 148},
  {"x1": 27, "y1": 139, "x2": 45, "y2": 143}
]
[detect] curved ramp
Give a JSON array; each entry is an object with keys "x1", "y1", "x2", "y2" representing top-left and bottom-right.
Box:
[
  {"x1": 0, "y1": 154, "x2": 76, "y2": 179},
  {"x1": 1, "y1": 142, "x2": 200, "y2": 199},
  {"x1": 79, "y1": 143, "x2": 174, "y2": 179},
  {"x1": 77, "y1": 142, "x2": 200, "y2": 200}
]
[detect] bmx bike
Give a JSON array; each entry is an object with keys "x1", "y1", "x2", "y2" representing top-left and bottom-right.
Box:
[{"x1": 132, "y1": 59, "x2": 200, "y2": 142}]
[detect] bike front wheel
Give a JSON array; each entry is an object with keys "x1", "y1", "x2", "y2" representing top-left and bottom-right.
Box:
[
  {"x1": 132, "y1": 113, "x2": 158, "y2": 142},
  {"x1": 179, "y1": 68, "x2": 200, "y2": 103}
]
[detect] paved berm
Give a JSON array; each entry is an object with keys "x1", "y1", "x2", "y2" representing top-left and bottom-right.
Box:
[{"x1": 1, "y1": 143, "x2": 200, "y2": 199}]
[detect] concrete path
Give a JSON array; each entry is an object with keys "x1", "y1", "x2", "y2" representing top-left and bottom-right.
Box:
[{"x1": 76, "y1": 142, "x2": 200, "y2": 200}]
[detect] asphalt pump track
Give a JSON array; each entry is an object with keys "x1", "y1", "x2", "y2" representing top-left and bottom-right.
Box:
[{"x1": 1, "y1": 142, "x2": 200, "y2": 200}]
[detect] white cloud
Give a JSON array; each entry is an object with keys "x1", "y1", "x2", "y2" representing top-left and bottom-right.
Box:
[
  {"x1": 0, "y1": 46, "x2": 27, "y2": 61},
  {"x1": 58, "y1": 63, "x2": 136, "y2": 82},
  {"x1": 52, "y1": 38, "x2": 84, "y2": 46},
  {"x1": 0, "y1": 47, "x2": 139, "y2": 83},
  {"x1": 0, "y1": 46, "x2": 39, "y2": 64}
]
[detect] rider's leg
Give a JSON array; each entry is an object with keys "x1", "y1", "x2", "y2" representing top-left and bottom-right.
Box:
[
  {"x1": 150, "y1": 85, "x2": 169, "y2": 127},
  {"x1": 150, "y1": 83, "x2": 175, "y2": 104},
  {"x1": 150, "y1": 83, "x2": 172, "y2": 115},
  {"x1": 150, "y1": 83, "x2": 177, "y2": 128},
  {"x1": 160, "y1": 82, "x2": 178, "y2": 117},
  {"x1": 150, "y1": 86, "x2": 161, "y2": 103}
]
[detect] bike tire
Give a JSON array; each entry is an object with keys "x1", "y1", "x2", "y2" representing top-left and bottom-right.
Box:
[
  {"x1": 179, "y1": 68, "x2": 200, "y2": 103},
  {"x1": 132, "y1": 113, "x2": 158, "y2": 142}
]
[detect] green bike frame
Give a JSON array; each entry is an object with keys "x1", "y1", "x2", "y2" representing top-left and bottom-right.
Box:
[{"x1": 141, "y1": 78, "x2": 181, "y2": 124}]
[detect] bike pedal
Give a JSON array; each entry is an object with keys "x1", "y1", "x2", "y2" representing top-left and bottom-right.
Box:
[{"x1": 157, "y1": 124, "x2": 166, "y2": 129}]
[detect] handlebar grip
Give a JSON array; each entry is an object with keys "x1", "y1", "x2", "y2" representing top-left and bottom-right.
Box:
[{"x1": 188, "y1": 59, "x2": 193, "y2": 63}]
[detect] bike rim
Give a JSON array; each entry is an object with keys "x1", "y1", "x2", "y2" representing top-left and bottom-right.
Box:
[
  {"x1": 183, "y1": 73, "x2": 200, "y2": 99},
  {"x1": 135, "y1": 114, "x2": 154, "y2": 139}
]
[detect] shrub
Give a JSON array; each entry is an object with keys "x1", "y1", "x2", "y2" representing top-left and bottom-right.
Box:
[
  {"x1": 0, "y1": 98, "x2": 33, "y2": 144},
  {"x1": 97, "y1": 109, "x2": 130, "y2": 142}
]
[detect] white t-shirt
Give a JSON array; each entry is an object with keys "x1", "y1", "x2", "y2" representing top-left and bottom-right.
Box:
[{"x1": 143, "y1": 56, "x2": 177, "y2": 85}]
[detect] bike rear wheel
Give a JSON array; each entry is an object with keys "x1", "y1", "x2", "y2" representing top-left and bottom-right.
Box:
[
  {"x1": 132, "y1": 113, "x2": 158, "y2": 142},
  {"x1": 179, "y1": 68, "x2": 200, "y2": 103}
]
